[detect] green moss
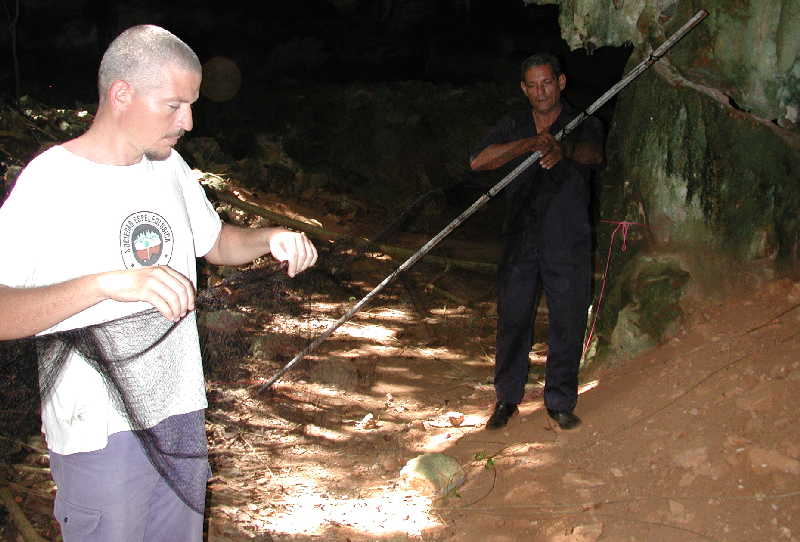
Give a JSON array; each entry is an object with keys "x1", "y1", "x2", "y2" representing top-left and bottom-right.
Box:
[
  {"x1": 589, "y1": 252, "x2": 691, "y2": 363},
  {"x1": 633, "y1": 262, "x2": 690, "y2": 339},
  {"x1": 601, "y1": 66, "x2": 800, "y2": 264},
  {"x1": 590, "y1": 57, "x2": 798, "y2": 363}
]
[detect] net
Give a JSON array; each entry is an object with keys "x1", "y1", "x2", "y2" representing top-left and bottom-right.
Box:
[{"x1": 0, "y1": 260, "x2": 317, "y2": 514}]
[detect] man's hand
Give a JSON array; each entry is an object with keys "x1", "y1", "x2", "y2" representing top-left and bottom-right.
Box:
[
  {"x1": 96, "y1": 266, "x2": 195, "y2": 322},
  {"x1": 529, "y1": 133, "x2": 563, "y2": 170},
  {"x1": 268, "y1": 230, "x2": 318, "y2": 277}
]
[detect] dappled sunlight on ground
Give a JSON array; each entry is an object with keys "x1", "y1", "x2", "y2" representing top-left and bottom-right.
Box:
[
  {"x1": 265, "y1": 484, "x2": 441, "y2": 537},
  {"x1": 362, "y1": 307, "x2": 414, "y2": 321},
  {"x1": 336, "y1": 320, "x2": 399, "y2": 341},
  {"x1": 190, "y1": 200, "x2": 799, "y2": 541},
  {"x1": 197, "y1": 267, "x2": 504, "y2": 540}
]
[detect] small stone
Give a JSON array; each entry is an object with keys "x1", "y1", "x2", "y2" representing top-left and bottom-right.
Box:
[
  {"x1": 356, "y1": 412, "x2": 378, "y2": 429},
  {"x1": 446, "y1": 411, "x2": 465, "y2": 426},
  {"x1": 669, "y1": 500, "x2": 685, "y2": 515}
]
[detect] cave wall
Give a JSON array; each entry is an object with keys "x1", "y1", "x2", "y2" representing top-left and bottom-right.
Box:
[
  {"x1": 527, "y1": 0, "x2": 800, "y2": 124},
  {"x1": 526, "y1": 0, "x2": 800, "y2": 361}
]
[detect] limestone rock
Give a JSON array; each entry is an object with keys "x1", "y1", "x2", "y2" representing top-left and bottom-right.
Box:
[{"x1": 399, "y1": 453, "x2": 465, "y2": 496}]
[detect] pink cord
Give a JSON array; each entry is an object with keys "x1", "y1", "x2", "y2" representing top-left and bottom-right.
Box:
[{"x1": 582, "y1": 220, "x2": 646, "y2": 358}]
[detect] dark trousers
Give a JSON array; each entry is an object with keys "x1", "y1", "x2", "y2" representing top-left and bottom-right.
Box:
[{"x1": 494, "y1": 231, "x2": 590, "y2": 412}]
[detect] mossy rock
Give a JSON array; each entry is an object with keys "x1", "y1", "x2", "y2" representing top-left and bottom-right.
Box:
[
  {"x1": 598, "y1": 254, "x2": 690, "y2": 362},
  {"x1": 400, "y1": 453, "x2": 466, "y2": 496}
]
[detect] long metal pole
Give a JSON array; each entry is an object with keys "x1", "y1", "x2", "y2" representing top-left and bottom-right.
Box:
[{"x1": 256, "y1": 9, "x2": 708, "y2": 394}]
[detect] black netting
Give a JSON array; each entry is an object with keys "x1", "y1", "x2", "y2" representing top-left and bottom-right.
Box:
[
  {"x1": 17, "y1": 261, "x2": 311, "y2": 513},
  {"x1": 36, "y1": 308, "x2": 207, "y2": 511}
]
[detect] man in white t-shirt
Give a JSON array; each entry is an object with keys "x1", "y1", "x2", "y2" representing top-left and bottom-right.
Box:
[{"x1": 0, "y1": 25, "x2": 317, "y2": 541}]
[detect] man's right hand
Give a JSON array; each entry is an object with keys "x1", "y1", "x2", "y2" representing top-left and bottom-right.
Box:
[
  {"x1": 527, "y1": 134, "x2": 555, "y2": 157},
  {"x1": 96, "y1": 266, "x2": 195, "y2": 322}
]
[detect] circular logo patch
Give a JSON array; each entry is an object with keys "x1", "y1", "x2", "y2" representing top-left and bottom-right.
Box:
[{"x1": 120, "y1": 212, "x2": 174, "y2": 268}]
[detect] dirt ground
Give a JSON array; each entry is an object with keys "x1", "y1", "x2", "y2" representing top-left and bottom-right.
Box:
[{"x1": 2, "y1": 191, "x2": 800, "y2": 542}]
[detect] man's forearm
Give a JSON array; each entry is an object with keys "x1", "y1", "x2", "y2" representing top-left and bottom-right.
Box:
[
  {"x1": 205, "y1": 223, "x2": 317, "y2": 277},
  {"x1": 204, "y1": 224, "x2": 276, "y2": 266},
  {"x1": 0, "y1": 278, "x2": 105, "y2": 340},
  {"x1": 470, "y1": 139, "x2": 534, "y2": 171},
  {"x1": 0, "y1": 264, "x2": 199, "y2": 339}
]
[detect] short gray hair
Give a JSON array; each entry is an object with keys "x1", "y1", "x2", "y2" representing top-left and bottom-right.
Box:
[
  {"x1": 520, "y1": 53, "x2": 562, "y2": 81},
  {"x1": 98, "y1": 25, "x2": 201, "y2": 101}
]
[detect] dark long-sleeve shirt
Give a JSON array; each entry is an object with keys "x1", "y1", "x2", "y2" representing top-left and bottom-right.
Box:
[{"x1": 471, "y1": 102, "x2": 604, "y2": 262}]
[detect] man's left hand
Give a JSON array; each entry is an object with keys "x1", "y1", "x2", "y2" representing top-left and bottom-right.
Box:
[
  {"x1": 268, "y1": 230, "x2": 318, "y2": 277},
  {"x1": 537, "y1": 133, "x2": 563, "y2": 170}
]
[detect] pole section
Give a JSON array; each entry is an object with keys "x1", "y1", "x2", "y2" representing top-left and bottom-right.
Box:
[{"x1": 256, "y1": 9, "x2": 708, "y2": 394}]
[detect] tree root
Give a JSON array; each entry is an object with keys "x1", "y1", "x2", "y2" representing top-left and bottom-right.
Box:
[{"x1": 0, "y1": 486, "x2": 48, "y2": 542}]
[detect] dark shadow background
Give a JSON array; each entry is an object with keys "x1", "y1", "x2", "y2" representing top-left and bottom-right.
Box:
[{"x1": 0, "y1": 0, "x2": 631, "y2": 120}]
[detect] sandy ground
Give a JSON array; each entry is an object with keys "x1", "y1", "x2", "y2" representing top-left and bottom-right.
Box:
[{"x1": 199, "y1": 266, "x2": 800, "y2": 542}]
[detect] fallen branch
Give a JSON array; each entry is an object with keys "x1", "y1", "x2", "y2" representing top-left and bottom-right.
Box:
[
  {"x1": 6, "y1": 482, "x2": 54, "y2": 501},
  {"x1": 0, "y1": 130, "x2": 29, "y2": 140},
  {"x1": 12, "y1": 465, "x2": 50, "y2": 475},
  {"x1": 206, "y1": 187, "x2": 497, "y2": 275},
  {"x1": 0, "y1": 486, "x2": 48, "y2": 542},
  {"x1": 0, "y1": 434, "x2": 47, "y2": 455},
  {"x1": 422, "y1": 262, "x2": 472, "y2": 305},
  {"x1": 424, "y1": 282, "x2": 470, "y2": 306}
]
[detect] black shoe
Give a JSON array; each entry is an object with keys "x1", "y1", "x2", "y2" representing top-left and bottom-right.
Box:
[
  {"x1": 486, "y1": 402, "x2": 518, "y2": 430},
  {"x1": 547, "y1": 409, "x2": 582, "y2": 430}
]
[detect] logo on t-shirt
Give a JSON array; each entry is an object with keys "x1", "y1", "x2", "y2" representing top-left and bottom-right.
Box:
[{"x1": 120, "y1": 212, "x2": 174, "y2": 268}]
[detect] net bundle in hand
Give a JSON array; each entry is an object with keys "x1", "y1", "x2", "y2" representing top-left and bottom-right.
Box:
[{"x1": 3, "y1": 263, "x2": 310, "y2": 514}]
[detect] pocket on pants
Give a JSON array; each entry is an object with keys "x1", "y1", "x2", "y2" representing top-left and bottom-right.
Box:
[{"x1": 54, "y1": 496, "x2": 101, "y2": 536}]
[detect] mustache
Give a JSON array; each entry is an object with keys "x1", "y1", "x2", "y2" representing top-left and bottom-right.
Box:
[{"x1": 166, "y1": 129, "x2": 186, "y2": 139}]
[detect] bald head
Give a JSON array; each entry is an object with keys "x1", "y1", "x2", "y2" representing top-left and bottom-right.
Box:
[{"x1": 98, "y1": 25, "x2": 201, "y2": 103}]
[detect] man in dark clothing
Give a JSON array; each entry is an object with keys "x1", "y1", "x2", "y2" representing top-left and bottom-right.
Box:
[{"x1": 470, "y1": 53, "x2": 604, "y2": 430}]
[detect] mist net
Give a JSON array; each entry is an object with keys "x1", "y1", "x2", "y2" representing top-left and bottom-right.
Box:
[{"x1": 8, "y1": 263, "x2": 305, "y2": 515}]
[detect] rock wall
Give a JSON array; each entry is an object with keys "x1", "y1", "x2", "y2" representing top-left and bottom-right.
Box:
[{"x1": 527, "y1": 0, "x2": 800, "y2": 362}]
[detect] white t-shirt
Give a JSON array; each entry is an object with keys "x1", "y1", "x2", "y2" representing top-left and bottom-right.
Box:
[{"x1": 0, "y1": 145, "x2": 222, "y2": 454}]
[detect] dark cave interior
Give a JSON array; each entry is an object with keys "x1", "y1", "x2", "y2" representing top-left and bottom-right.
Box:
[
  {"x1": 1, "y1": 0, "x2": 632, "y2": 126},
  {"x1": 0, "y1": 0, "x2": 636, "y2": 241}
]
